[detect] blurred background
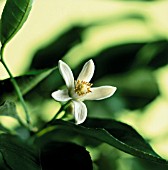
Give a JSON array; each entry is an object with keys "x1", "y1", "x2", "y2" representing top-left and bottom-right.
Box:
[{"x1": 0, "y1": 0, "x2": 168, "y2": 169}]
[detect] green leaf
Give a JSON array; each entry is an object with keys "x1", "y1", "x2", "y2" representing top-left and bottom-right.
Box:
[
  {"x1": 93, "y1": 68, "x2": 159, "y2": 111},
  {"x1": 40, "y1": 141, "x2": 93, "y2": 170},
  {"x1": 0, "y1": 101, "x2": 17, "y2": 118},
  {"x1": 137, "y1": 41, "x2": 168, "y2": 70},
  {"x1": 0, "y1": 0, "x2": 33, "y2": 45},
  {"x1": 0, "y1": 67, "x2": 56, "y2": 103},
  {"x1": 0, "y1": 123, "x2": 11, "y2": 134},
  {"x1": 30, "y1": 26, "x2": 84, "y2": 70},
  {"x1": 35, "y1": 119, "x2": 168, "y2": 164},
  {"x1": 0, "y1": 101, "x2": 22, "y2": 128},
  {"x1": 0, "y1": 134, "x2": 41, "y2": 170}
]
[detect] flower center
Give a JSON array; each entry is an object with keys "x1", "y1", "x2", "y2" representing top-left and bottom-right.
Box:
[{"x1": 75, "y1": 80, "x2": 92, "y2": 96}]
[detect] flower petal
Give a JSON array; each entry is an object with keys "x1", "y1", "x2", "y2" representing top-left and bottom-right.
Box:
[
  {"x1": 72, "y1": 100, "x2": 87, "y2": 124},
  {"x1": 77, "y1": 59, "x2": 95, "y2": 82},
  {"x1": 51, "y1": 90, "x2": 71, "y2": 102},
  {"x1": 59, "y1": 60, "x2": 74, "y2": 89},
  {"x1": 83, "y1": 86, "x2": 117, "y2": 100}
]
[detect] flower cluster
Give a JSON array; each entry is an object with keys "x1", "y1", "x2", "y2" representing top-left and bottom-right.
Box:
[{"x1": 52, "y1": 59, "x2": 117, "y2": 124}]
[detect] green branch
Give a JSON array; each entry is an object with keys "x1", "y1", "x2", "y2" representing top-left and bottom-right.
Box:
[
  {"x1": 0, "y1": 45, "x2": 31, "y2": 127},
  {"x1": 38, "y1": 101, "x2": 72, "y2": 132}
]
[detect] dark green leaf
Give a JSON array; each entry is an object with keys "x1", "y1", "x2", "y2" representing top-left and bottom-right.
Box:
[
  {"x1": 133, "y1": 158, "x2": 168, "y2": 170},
  {"x1": 133, "y1": 40, "x2": 168, "y2": 70},
  {"x1": 35, "y1": 119, "x2": 168, "y2": 164},
  {"x1": 118, "y1": 69, "x2": 159, "y2": 110},
  {"x1": 0, "y1": 67, "x2": 56, "y2": 103},
  {"x1": 0, "y1": 0, "x2": 33, "y2": 45},
  {"x1": 88, "y1": 41, "x2": 168, "y2": 79},
  {"x1": 40, "y1": 141, "x2": 92, "y2": 170},
  {"x1": 98, "y1": 68, "x2": 159, "y2": 110},
  {"x1": 0, "y1": 151, "x2": 11, "y2": 170},
  {"x1": 0, "y1": 134, "x2": 41, "y2": 170},
  {"x1": 94, "y1": 43, "x2": 144, "y2": 75},
  {"x1": 29, "y1": 26, "x2": 84, "y2": 70}
]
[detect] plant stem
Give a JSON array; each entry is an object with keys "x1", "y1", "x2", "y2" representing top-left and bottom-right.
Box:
[
  {"x1": 50, "y1": 101, "x2": 71, "y2": 123},
  {"x1": 0, "y1": 46, "x2": 31, "y2": 126},
  {"x1": 40, "y1": 101, "x2": 71, "y2": 131},
  {"x1": 14, "y1": 114, "x2": 29, "y2": 129},
  {"x1": 29, "y1": 101, "x2": 72, "y2": 140}
]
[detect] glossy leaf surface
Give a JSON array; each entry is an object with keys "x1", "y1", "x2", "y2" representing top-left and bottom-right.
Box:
[
  {"x1": 0, "y1": 134, "x2": 41, "y2": 170},
  {"x1": 36, "y1": 119, "x2": 168, "y2": 164},
  {"x1": 0, "y1": 0, "x2": 33, "y2": 45}
]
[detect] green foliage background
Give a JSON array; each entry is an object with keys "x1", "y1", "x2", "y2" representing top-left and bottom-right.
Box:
[{"x1": 0, "y1": 0, "x2": 168, "y2": 169}]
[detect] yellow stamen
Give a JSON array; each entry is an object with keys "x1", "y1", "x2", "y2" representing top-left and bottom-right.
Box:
[{"x1": 75, "y1": 80, "x2": 92, "y2": 96}]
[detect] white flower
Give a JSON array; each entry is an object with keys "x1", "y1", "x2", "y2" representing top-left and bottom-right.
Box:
[{"x1": 51, "y1": 59, "x2": 117, "y2": 124}]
